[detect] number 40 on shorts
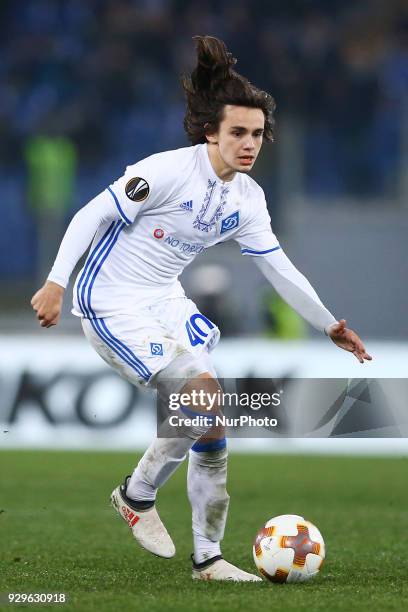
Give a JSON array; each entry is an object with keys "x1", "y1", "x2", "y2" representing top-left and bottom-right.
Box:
[{"x1": 185, "y1": 313, "x2": 215, "y2": 346}]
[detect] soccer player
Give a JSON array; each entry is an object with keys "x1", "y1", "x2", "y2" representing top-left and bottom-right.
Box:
[{"x1": 31, "y1": 36, "x2": 371, "y2": 581}]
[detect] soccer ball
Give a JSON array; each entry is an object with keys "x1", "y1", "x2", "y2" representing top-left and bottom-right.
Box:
[{"x1": 253, "y1": 514, "x2": 325, "y2": 583}]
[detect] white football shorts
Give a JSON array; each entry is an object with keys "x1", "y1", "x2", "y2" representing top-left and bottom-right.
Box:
[{"x1": 81, "y1": 297, "x2": 220, "y2": 387}]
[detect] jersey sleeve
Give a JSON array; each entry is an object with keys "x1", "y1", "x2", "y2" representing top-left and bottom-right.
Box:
[
  {"x1": 234, "y1": 187, "x2": 281, "y2": 257},
  {"x1": 105, "y1": 156, "x2": 166, "y2": 226},
  {"x1": 255, "y1": 250, "x2": 337, "y2": 333},
  {"x1": 47, "y1": 190, "x2": 119, "y2": 288}
]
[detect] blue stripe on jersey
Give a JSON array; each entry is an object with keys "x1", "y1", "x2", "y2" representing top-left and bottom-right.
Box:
[
  {"x1": 85, "y1": 221, "x2": 125, "y2": 318},
  {"x1": 77, "y1": 221, "x2": 122, "y2": 318},
  {"x1": 76, "y1": 221, "x2": 116, "y2": 317},
  {"x1": 192, "y1": 437, "x2": 227, "y2": 452},
  {"x1": 98, "y1": 318, "x2": 151, "y2": 379},
  {"x1": 241, "y1": 246, "x2": 281, "y2": 255},
  {"x1": 90, "y1": 318, "x2": 151, "y2": 381},
  {"x1": 107, "y1": 186, "x2": 132, "y2": 226},
  {"x1": 77, "y1": 221, "x2": 151, "y2": 380}
]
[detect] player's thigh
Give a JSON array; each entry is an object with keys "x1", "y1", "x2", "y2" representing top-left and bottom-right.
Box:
[{"x1": 81, "y1": 315, "x2": 178, "y2": 387}]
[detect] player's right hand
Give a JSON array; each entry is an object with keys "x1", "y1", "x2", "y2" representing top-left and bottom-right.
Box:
[
  {"x1": 326, "y1": 319, "x2": 372, "y2": 363},
  {"x1": 31, "y1": 281, "x2": 65, "y2": 328}
]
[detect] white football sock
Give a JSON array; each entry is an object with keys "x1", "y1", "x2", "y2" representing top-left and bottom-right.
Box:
[
  {"x1": 187, "y1": 443, "x2": 230, "y2": 563},
  {"x1": 127, "y1": 437, "x2": 196, "y2": 501},
  {"x1": 127, "y1": 370, "x2": 220, "y2": 501},
  {"x1": 193, "y1": 533, "x2": 222, "y2": 564},
  {"x1": 127, "y1": 351, "x2": 219, "y2": 503},
  {"x1": 126, "y1": 467, "x2": 157, "y2": 502}
]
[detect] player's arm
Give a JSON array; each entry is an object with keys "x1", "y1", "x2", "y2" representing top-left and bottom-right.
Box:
[
  {"x1": 235, "y1": 188, "x2": 372, "y2": 363},
  {"x1": 31, "y1": 191, "x2": 119, "y2": 328},
  {"x1": 255, "y1": 249, "x2": 336, "y2": 332},
  {"x1": 255, "y1": 251, "x2": 372, "y2": 363},
  {"x1": 32, "y1": 160, "x2": 163, "y2": 327}
]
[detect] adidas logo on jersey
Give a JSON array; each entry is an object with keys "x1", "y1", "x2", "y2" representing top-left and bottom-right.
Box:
[{"x1": 180, "y1": 200, "x2": 193, "y2": 212}]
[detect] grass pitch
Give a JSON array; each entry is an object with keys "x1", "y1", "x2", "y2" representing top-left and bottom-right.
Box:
[{"x1": 1, "y1": 451, "x2": 407, "y2": 611}]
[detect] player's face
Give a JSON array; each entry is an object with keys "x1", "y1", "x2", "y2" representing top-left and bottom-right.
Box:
[{"x1": 207, "y1": 105, "x2": 265, "y2": 178}]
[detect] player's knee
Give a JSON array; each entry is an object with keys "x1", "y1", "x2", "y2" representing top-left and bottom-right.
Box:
[
  {"x1": 154, "y1": 353, "x2": 223, "y2": 439},
  {"x1": 169, "y1": 378, "x2": 222, "y2": 440},
  {"x1": 194, "y1": 421, "x2": 226, "y2": 448},
  {"x1": 180, "y1": 375, "x2": 222, "y2": 415},
  {"x1": 154, "y1": 351, "x2": 216, "y2": 397}
]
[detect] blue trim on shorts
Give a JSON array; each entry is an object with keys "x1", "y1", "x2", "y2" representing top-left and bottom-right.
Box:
[
  {"x1": 192, "y1": 437, "x2": 227, "y2": 452},
  {"x1": 89, "y1": 318, "x2": 151, "y2": 381},
  {"x1": 107, "y1": 186, "x2": 132, "y2": 225},
  {"x1": 99, "y1": 318, "x2": 151, "y2": 379}
]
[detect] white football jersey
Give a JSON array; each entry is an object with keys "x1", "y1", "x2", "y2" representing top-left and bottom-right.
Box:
[{"x1": 73, "y1": 143, "x2": 279, "y2": 318}]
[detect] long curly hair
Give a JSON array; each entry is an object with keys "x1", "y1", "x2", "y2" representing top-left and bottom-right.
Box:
[{"x1": 182, "y1": 35, "x2": 276, "y2": 145}]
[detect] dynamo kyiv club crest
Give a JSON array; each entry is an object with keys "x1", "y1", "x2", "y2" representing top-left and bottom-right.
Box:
[
  {"x1": 220, "y1": 211, "x2": 239, "y2": 234},
  {"x1": 150, "y1": 343, "x2": 163, "y2": 356}
]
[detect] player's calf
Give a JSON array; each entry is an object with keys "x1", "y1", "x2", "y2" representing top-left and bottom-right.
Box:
[{"x1": 188, "y1": 438, "x2": 229, "y2": 564}]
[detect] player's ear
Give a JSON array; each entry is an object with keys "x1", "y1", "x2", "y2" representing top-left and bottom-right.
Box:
[{"x1": 204, "y1": 122, "x2": 218, "y2": 144}]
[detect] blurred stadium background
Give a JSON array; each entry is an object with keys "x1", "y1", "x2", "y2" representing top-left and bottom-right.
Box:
[{"x1": 1, "y1": 0, "x2": 408, "y2": 453}]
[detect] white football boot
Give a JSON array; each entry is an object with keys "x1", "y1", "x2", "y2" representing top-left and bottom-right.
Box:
[
  {"x1": 110, "y1": 476, "x2": 175, "y2": 558},
  {"x1": 192, "y1": 555, "x2": 262, "y2": 582}
]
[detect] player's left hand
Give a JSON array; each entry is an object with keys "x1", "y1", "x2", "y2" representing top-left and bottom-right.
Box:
[{"x1": 326, "y1": 319, "x2": 372, "y2": 363}]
